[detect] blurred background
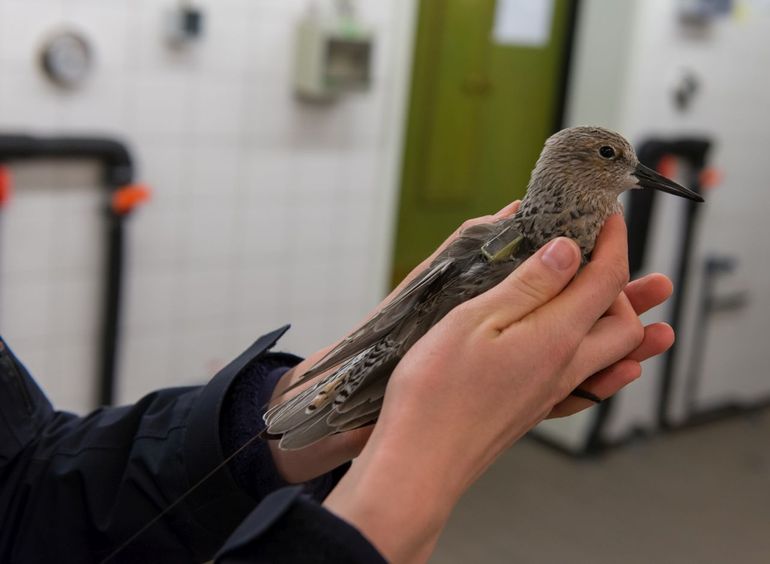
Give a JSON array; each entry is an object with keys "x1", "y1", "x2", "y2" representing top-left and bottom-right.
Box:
[{"x1": 0, "y1": 0, "x2": 768, "y2": 561}]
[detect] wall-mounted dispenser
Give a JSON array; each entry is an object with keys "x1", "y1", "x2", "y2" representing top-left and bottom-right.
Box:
[{"x1": 293, "y1": 0, "x2": 374, "y2": 101}]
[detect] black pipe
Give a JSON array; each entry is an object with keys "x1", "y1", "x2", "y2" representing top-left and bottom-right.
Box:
[
  {"x1": 584, "y1": 138, "x2": 711, "y2": 453},
  {"x1": 0, "y1": 134, "x2": 135, "y2": 406},
  {"x1": 633, "y1": 139, "x2": 711, "y2": 429},
  {"x1": 683, "y1": 255, "x2": 748, "y2": 416},
  {"x1": 0, "y1": 135, "x2": 133, "y2": 186}
]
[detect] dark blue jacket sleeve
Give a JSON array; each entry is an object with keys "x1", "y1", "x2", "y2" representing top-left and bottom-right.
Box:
[
  {"x1": 0, "y1": 327, "x2": 382, "y2": 564},
  {"x1": 215, "y1": 487, "x2": 386, "y2": 564}
]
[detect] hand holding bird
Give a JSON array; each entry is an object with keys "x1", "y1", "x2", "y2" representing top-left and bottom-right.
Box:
[
  {"x1": 322, "y1": 214, "x2": 668, "y2": 563},
  {"x1": 265, "y1": 127, "x2": 699, "y2": 453}
]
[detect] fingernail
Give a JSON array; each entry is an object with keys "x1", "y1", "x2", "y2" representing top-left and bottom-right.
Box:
[{"x1": 541, "y1": 238, "x2": 576, "y2": 271}]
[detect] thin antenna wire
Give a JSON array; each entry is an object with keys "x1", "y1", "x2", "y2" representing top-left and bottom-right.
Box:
[{"x1": 99, "y1": 431, "x2": 264, "y2": 563}]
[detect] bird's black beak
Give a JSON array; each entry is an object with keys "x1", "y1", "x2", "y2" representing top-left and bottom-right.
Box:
[{"x1": 633, "y1": 162, "x2": 704, "y2": 202}]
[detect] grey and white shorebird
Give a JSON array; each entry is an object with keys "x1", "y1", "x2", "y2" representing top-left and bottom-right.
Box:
[{"x1": 264, "y1": 126, "x2": 703, "y2": 449}]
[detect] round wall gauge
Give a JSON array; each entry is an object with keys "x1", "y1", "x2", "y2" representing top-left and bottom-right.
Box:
[{"x1": 40, "y1": 30, "x2": 93, "y2": 88}]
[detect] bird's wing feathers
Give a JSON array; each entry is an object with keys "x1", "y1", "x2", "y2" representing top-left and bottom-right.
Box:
[
  {"x1": 275, "y1": 258, "x2": 457, "y2": 400},
  {"x1": 268, "y1": 341, "x2": 399, "y2": 449},
  {"x1": 265, "y1": 216, "x2": 518, "y2": 448},
  {"x1": 280, "y1": 220, "x2": 515, "y2": 390}
]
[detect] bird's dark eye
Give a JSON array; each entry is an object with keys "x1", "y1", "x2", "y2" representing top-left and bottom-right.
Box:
[{"x1": 599, "y1": 146, "x2": 616, "y2": 159}]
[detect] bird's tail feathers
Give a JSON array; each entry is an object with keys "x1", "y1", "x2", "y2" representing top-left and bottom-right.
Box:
[
  {"x1": 264, "y1": 347, "x2": 374, "y2": 434},
  {"x1": 264, "y1": 340, "x2": 397, "y2": 449}
]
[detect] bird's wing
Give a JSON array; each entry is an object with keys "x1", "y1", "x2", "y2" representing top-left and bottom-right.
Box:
[
  {"x1": 277, "y1": 257, "x2": 456, "y2": 396},
  {"x1": 275, "y1": 219, "x2": 515, "y2": 397}
]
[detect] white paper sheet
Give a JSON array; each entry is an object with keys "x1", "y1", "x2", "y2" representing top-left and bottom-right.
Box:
[{"x1": 492, "y1": 0, "x2": 555, "y2": 47}]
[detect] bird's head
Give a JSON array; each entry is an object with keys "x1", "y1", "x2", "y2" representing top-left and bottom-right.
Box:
[{"x1": 529, "y1": 126, "x2": 703, "y2": 203}]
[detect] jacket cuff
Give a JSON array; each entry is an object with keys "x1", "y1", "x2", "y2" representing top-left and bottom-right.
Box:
[
  {"x1": 215, "y1": 486, "x2": 386, "y2": 564},
  {"x1": 180, "y1": 326, "x2": 293, "y2": 543},
  {"x1": 221, "y1": 361, "x2": 349, "y2": 504}
]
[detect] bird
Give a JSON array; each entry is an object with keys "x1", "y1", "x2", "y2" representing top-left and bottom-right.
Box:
[{"x1": 264, "y1": 126, "x2": 703, "y2": 449}]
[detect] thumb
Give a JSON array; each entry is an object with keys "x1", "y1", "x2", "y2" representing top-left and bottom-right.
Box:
[{"x1": 476, "y1": 237, "x2": 581, "y2": 330}]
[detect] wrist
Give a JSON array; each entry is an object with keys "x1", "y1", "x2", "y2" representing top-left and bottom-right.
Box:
[{"x1": 323, "y1": 432, "x2": 459, "y2": 563}]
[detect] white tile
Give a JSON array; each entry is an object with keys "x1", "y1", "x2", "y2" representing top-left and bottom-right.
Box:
[
  {"x1": 1, "y1": 202, "x2": 55, "y2": 275},
  {"x1": 49, "y1": 210, "x2": 103, "y2": 273},
  {"x1": 47, "y1": 272, "x2": 101, "y2": 341},
  {"x1": 345, "y1": 85, "x2": 388, "y2": 148},
  {"x1": 195, "y1": 2, "x2": 254, "y2": 75},
  {"x1": 122, "y1": 268, "x2": 176, "y2": 332},
  {"x1": 292, "y1": 150, "x2": 345, "y2": 203},
  {"x1": 57, "y1": 73, "x2": 130, "y2": 132},
  {"x1": 127, "y1": 70, "x2": 193, "y2": 138},
  {"x1": 126, "y1": 206, "x2": 184, "y2": 271},
  {"x1": 241, "y1": 80, "x2": 294, "y2": 148},
  {"x1": 43, "y1": 339, "x2": 99, "y2": 414},
  {"x1": 340, "y1": 150, "x2": 379, "y2": 199},
  {"x1": 180, "y1": 204, "x2": 237, "y2": 266},
  {"x1": 0, "y1": 275, "x2": 51, "y2": 340},
  {"x1": 190, "y1": 77, "x2": 246, "y2": 141},
  {"x1": 117, "y1": 332, "x2": 173, "y2": 404},
  {"x1": 62, "y1": 0, "x2": 131, "y2": 69},
  {"x1": 241, "y1": 151, "x2": 294, "y2": 203},
  {"x1": 289, "y1": 200, "x2": 336, "y2": 252},
  {"x1": 286, "y1": 254, "x2": 331, "y2": 310},
  {"x1": 0, "y1": 1, "x2": 64, "y2": 65},
  {"x1": 250, "y1": 15, "x2": 295, "y2": 81},
  {"x1": 248, "y1": 0, "x2": 307, "y2": 75},
  {"x1": 174, "y1": 266, "x2": 233, "y2": 322},
  {"x1": 187, "y1": 143, "x2": 242, "y2": 202},
  {"x1": 0, "y1": 67, "x2": 61, "y2": 130},
  {"x1": 229, "y1": 264, "x2": 283, "y2": 319},
  {"x1": 323, "y1": 250, "x2": 373, "y2": 309},
  {"x1": 356, "y1": 0, "x2": 396, "y2": 25},
  {"x1": 235, "y1": 199, "x2": 288, "y2": 261}
]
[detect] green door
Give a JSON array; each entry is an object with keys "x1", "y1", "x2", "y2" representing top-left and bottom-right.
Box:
[{"x1": 392, "y1": 0, "x2": 573, "y2": 285}]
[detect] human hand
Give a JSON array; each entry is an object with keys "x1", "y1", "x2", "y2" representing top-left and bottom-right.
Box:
[
  {"x1": 323, "y1": 215, "x2": 669, "y2": 562},
  {"x1": 548, "y1": 272, "x2": 673, "y2": 417}
]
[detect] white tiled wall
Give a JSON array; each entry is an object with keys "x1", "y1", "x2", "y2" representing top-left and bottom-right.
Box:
[{"x1": 0, "y1": 0, "x2": 417, "y2": 412}]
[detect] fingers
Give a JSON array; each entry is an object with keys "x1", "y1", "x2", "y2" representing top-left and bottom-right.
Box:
[
  {"x1": 549, "y1": 360, "x2": 641, "y2": 418},
  {"x1": 471, "y1": 237, "x2": 581, "y2": 330},
  {"x1": 566, "y1": 292, "x2": 644, "y2": 388},
  {"x1": 624, "y1": 273, "x2": 673, "y2": 315},
  {"x1": 549, "y1": 322, "x2": 674, "y2": 418},
  {"x1": 539, "y1": 214, "x2": 630, "y2": 335},
  {"x1": 626, "y1": 322, "x2": 674, "y2": 362}
]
